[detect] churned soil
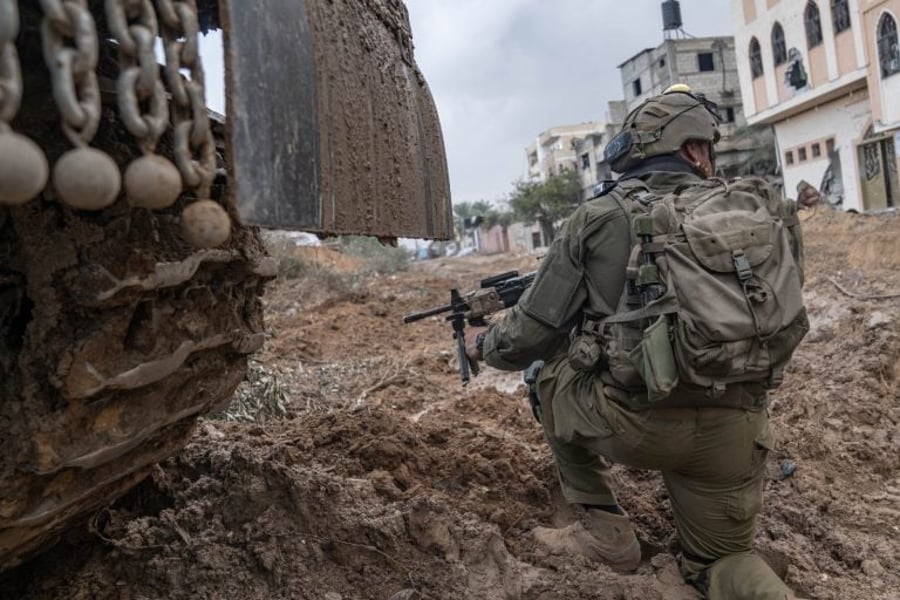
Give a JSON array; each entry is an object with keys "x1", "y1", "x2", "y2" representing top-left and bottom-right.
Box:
[{"x1": 1, "y1": 209, "x2": 898, "y2": 600}]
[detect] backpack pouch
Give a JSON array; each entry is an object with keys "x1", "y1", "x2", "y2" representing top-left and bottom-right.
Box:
[{"x1": 628, "y1": 314, "x2": 679, "y2": 402}]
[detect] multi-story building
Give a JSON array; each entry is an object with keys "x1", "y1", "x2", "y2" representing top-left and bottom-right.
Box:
[
  {"x1": 616, "y1": 35, "x2": 775, "y2": 178},
  {"x1": 574, "y1": 132, "x2": 614, "y2": 200},
  {"x1": 524, "y1": 122, "x2": 607, "y2": 182},
  {"x1": 859, "y1": 0, "x2": 900, "y2": 209},
  {"x1": 733, "y1": 0, "x2": 900, "y2": 211},
  {"x1": 570, "y1": 102, "x2": 629, "y2": 200}
]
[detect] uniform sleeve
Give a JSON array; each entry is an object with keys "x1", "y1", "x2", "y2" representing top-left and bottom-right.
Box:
[
  {"x1": 481, "y1": 302, "x2": 571, "y2": 371},
  {"x1": 481, "y1": 211, "x2": 588, "y2": 371},
  {"x1": 482, "y1": 202, "x2": 629, "y2": 371}
]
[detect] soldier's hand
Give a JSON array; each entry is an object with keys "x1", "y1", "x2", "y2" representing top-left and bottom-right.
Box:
[
  {"x1": 796, "y1": 180, "x2": 822, "y2": 208},
  {"x1": 465, "y1": 325, "x2": 489, "y2": 362}
]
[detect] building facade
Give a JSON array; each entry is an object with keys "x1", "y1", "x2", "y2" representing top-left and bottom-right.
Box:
[
  {"x1": 733, "y1": 0, "x2": 900, "y2": 211},
  {"x1": 574, "y1": 132, "x2": 614, "y2": 200},
  {"x1": 617, "y1": 36, "x2": 776, "y2": 179},
  {"x1": 524, "y1": 122, "x2": 607, "y2": 183},
  {"x1": 506, "y1": 221, "x2": 548, "y2": 254}
]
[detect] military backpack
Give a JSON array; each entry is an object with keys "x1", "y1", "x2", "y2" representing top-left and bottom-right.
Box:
[{"x1": 573, "y1": 177, "x2": 809, "y2": 406}]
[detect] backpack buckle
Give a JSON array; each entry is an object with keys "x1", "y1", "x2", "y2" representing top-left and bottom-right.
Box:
[
  {"x1": 731, "y1": 250, "x2": 753, "y2": 282},
  {"x1": 708, "y1": 382, "x2": 726, "y2": 398},
  {"x1": 765, "y1": 367, "x2": 784, "y2": 389}
]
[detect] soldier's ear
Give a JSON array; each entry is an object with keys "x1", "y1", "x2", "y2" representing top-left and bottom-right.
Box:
[{"x1": 678, "y1": 141, "x2": 702, "y2": 164}]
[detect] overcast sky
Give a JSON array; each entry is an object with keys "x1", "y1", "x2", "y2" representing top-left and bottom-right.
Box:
[
  {"x1": 199, "y1": 0, "x2": 735, "y2": 208},
  {"x1": 404, "y1": 0, "x2": 735, "y2": 206}
]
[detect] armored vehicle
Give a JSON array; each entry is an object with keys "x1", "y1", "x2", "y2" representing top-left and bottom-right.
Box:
[{"x1": 0, "y1": 0, "x2": 451, "y2": 569}]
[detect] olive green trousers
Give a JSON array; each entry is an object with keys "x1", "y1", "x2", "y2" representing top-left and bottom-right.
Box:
[{"x1": 536, "y1": 355, "x2": 796, "y2": 600}]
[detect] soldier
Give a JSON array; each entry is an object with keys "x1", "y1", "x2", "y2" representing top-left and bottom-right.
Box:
[{"x1": 466, "y1": 85, "x2": 817, "y2": 599}]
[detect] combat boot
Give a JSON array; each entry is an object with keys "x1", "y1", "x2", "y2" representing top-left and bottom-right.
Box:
[{"x1": 532, "y1": 507, "x2": 641, "y2": 572}]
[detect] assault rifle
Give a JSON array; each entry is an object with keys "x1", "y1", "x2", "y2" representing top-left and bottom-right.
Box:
[{"x1": 403, "y1": 270, "x2": 536, "y2": 384}]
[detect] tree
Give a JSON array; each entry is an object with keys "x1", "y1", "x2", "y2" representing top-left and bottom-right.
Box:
[
  {"x1": 452, "y1": 201, "x2": 477, "y2": 236},
  {"x1": 508, "y1": 169, "x2": 582, "y2": 243},
  {"x1": 452, "y1": 200, "x2": 511, "y2": 234}
]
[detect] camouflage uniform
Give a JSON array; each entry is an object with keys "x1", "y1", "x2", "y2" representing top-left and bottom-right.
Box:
[{"x1": 483, "y1": 161, "x2": 803, "y2": 599}]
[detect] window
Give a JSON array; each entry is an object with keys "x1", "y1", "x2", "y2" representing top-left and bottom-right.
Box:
[
  {"x1": 772, "y1": 22, "x2": 787, "y2": 66},
  {"x1": 698, "y1": 52, "x2": 715, "y2": 71},
  {"x1": 831, "y1": 0, "x2": 851, "y2": 33},
  {"x1": 632, "y1": 78, "x2": 643, "y2": 96},
  {"x1": 805, "y1": 2, "x2": 823, "y2": 48},
  {"x1": 658, "y1": 57, "x2": 666, "y2": 68},
  {"x1": 750, "y1": 37, "x2": 764, "y2": 78},
  {"x1": 785, "y1": 150, "x2": 794, "y2": 165},
  {"x1": 581, "y1": 153, "x2": 590, "y2": 170},
  {"x1": 826, "y1": 138, "x2": 835, "y2": 154},
  {"x1": 812, "y1": 142, "x2": 821, "y2": 158},
  {"x1": 878, "y1": 13, "x2": 900, "y2": 78},
  {"x1": 723, "y1": 107, "x2": 736, "y2": 123},
  {"x1": 798, "y1": 147, "x2": 808, "y2": 161}
]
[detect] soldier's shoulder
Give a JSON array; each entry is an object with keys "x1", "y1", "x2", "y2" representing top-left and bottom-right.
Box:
[
  {"x1": 580, "y1": 193, "x2": 627, "y2": 224},
  {"x1": 722, "y1": 175, "x2": 778, "y2": 195}
]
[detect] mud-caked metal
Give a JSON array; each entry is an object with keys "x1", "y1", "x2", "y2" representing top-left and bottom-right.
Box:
[
  {"x1": 0, "y1": 0, "x2": 451, "y2": 571},
  {"x1": 222, "y1": 0, "x2": 452, "y2": 238}
]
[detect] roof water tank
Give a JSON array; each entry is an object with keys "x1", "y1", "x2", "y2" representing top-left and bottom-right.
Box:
[{"x1": 662, "y1": 0, "x2": 683, "y2": 30}]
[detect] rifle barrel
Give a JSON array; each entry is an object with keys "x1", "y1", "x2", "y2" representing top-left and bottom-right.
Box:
[{"x1": 402, "y1": 303, "x2": 453, "y2": 323}]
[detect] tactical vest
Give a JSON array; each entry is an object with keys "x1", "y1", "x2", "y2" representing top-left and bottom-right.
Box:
[{"x1": 569, "y1": 177, "x2": 809, "y2": 410}]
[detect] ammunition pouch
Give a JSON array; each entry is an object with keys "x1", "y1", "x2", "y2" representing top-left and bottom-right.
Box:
[{"x1": 568, "y1": 316, "x2": 605, "y2": 372}]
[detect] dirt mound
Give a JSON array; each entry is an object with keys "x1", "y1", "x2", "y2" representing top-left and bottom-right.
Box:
[{"x1": 1, "y1": 209, "x2": 898, "y2": 600}]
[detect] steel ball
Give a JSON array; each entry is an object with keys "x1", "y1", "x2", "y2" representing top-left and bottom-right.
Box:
[
  {"x1": 125, "y1": 155, "x2": 183, "y2": 210},
  {"x1": 0, "y1": 132, "x2": 49, "y2": 206},
  {"x1": 181, "y1": 200, "x2": 232, "y2": 248},
  {"x1": 53, "y1": 147, "x2": 122, "y2": 211}
]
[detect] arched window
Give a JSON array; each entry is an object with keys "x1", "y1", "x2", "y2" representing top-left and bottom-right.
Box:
[
  {"x1": 772, "y1": 22, "x2": 787, "y2": 66},
  {"x1": 831, "y1": 0, "x2": 851, "y2": 33},
  {"x1": 806, "y1": 2, "x2": 823, "y2": 48},
  {"x1": 750, "y1": 37, "x2": 764, "y2": 78},
  {"x1": 878, "y1": 13, "x2": 900, "y2": 77}
]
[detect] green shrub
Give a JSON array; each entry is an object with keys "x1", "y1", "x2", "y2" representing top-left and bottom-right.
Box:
[
  {"x1": 340, "y1": 235, "x2": 410, "y2": 274},
  {"x1": 216, "y1": 361, "x2": 287, "y2": 423}
]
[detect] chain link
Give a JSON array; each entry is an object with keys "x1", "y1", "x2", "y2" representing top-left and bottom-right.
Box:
[
  {"x1": 39, "y1": 0, "x2": 71, "y2": 34},
  {"x1": 0, "y1": 0, "x2": 19, "y2": 50},
  {"x1": 105, "y1": 0, "x2": 169, "y2": 152},
  {"x1": 0, "y1": 0, "x2": 22, "y2": 130},
  {"x1": 156, "y1": 0, "x2": 214, "y2": 196},
  {"x1": 40, "y1": 0, "x2": 101, "y2": 146}
]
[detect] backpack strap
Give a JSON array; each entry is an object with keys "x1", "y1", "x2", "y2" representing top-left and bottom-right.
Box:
[{"x1": 599, "y1": 181, "x2": 679, "y2": 328}]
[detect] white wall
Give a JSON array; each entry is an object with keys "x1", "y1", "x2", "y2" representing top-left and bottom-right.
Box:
[
  {"x1": 774, "y1": 92, "x2": 871, "y2": 211},
  {"x1": 881, "y1": 72, "x2": 900, "y2": 126}
]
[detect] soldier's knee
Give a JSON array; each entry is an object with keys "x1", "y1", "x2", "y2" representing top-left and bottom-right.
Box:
[{"x1": 683, "y1": 551, "x2": 798, "y2": 600}]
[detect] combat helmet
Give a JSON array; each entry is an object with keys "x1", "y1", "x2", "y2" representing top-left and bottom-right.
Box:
[{"x1": 605, "y1": 84, "x2": 722, "y2": 173}]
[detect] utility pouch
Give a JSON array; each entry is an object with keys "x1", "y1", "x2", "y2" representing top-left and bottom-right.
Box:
[
  {"x1": 523, "y1": 360, "x2": 545, "y2": 424},
  {"x1": 568, "y1": 335, "x2": 602, "y2": 371},
  {"x1": 628, "y1": 315, "x2": 679, "y2": 403}
]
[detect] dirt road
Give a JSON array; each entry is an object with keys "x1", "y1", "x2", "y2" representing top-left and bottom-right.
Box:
[{"x1": 1, "y1": 209, "x2": 898, "y2": 600}]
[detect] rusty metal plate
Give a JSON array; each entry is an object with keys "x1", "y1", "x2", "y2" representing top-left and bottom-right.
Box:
[{"x1": 220, "y1": 0, "x2": 453, "y2": 239}]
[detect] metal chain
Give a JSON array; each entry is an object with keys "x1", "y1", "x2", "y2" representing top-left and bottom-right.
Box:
[
  {"x1": 156, "y1": 0, "x2": 214, "y2": 196},
  {"x1": 105, "y1": 0, "x2": 168, "y2": 153},
  {"x1": 0, "y1": 0, "x2": 22, "y2": 132},
  {"x1": 40, "y1": 0, "x2": 101, "y2": 147}
]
